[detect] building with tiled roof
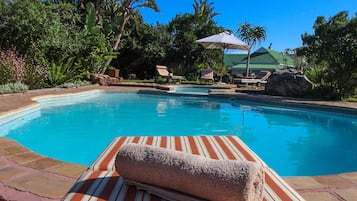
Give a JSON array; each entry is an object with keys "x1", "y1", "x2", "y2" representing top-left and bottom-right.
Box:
[
  {"x1": 225, "y1": 47, "x2": 294, "y2": 76},
  {"x1": 223, "y1": 54, "x2": 247, "y2": 67}
]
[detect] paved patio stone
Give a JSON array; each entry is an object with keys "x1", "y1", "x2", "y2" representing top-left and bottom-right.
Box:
[
  {"x1": 313, "y1": 175, "x2": 354, "y2": 187},
  {"x1": 0, "y1": 142, "x2": 20, "y2": 151},
  {"x1": 0, "y1": 138, "x2": 15, "y2": 144},
  {"x1": 7, "y1": 152, "x2": 44, "y2": 165},
  {"x1": 24, "y1": 158, "x2": 63, "y2": 170},
  {"x1": 284, "y1": 176, "x2": 327, "y2": 190},
  {"x1": 0, "y1": 160, "x2": 6, "y2": 169},
  {"x1": 46, "y1": 162, "x2": 87, "y2": 178},
  {"x1": 299, "y1": 192, "x2": 338, "y2": 201},
  {"x1": 339, "y1": 172, "x2": 357, "y2": 183},
  {"x1": 0, "y1": 167, "x2": 26, "y2": 181},
  {"x1": 336, "y1": 188, "x2": 357, "y2": 200},
  {"x1": 0, "y1": 146, "x2": 30, "y2": 156},
  {"x1": 7, "y1": 172, "x2": 73, "y2": 199}
]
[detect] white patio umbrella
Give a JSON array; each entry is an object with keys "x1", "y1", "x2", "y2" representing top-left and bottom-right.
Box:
[{"x1": 196, "y1": 31, "x2": 249, "y2": 82}]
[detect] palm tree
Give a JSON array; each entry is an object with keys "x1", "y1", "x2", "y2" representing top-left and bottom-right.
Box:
[
  {"x1": 237, "y1": 22, "x2": 266, "y2": 77},
  {"x1": 193, "y1": 0, "x2": 219, "y2": 23},
  {"x1": 102, "y1": 0, "x2": 159, "y2": 73}
]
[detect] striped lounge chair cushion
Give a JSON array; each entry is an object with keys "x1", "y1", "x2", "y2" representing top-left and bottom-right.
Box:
[{"x1": 63, "y1": 136, "x2": 305, "y2": 201}]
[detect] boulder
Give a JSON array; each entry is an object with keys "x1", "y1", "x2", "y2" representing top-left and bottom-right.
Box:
[
  {"x1": 265, "y1": 70, "x2": 313, "y2": 97},
  {"x1": 91, "y1": 74, "x2": 121, "y2": 86}
]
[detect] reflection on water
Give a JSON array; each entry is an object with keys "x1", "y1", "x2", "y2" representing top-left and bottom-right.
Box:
[
  {"x1": 287, "y1": 117, "x2": 357, "y2": 176},
  {"x1": 1, "y1": 92, "x2": 357, "y2": 176},
  {"x1": 224, "y1": 100, "x2": 357, "y2": 176},
  {"x1": 156, "y1": 102, "x2": 167, "y2": 116}
]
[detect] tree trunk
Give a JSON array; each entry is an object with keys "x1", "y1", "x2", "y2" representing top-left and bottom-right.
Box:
[
  {"x1": 218, "y1": 48, "x2": 226, "y2": 83},
  {"x1": 101, "y1": 9, "x2": 130, "y2": 74},
  {"x1": 245, "y1": 49, "x2": 251, "y2": 78},
  {"x1": 219, "y1": 64, "x2": 223, "y2": 83}
]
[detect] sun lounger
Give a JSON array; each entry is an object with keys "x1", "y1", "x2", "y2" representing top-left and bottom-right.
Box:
[
  {"x1": 240, "y1": 70, "x2": 272, "y2": 84},
  {"x1": 156, "y1": 65, "x2": 184, "y2": 83},
  {"x1": 63, "y1": 136, "x2": 305, "y2": 201},
  {"x1": 200, "y1": 68, "x2": 214, "y2": 82}
]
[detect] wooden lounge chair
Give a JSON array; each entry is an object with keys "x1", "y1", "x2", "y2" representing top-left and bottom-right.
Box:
[
  {"x1": 200, "y1": 68, "x2": 214, "y2": 82},
  {"x1": 63, "y1": 136, "x2": 305, "y2": 201},
  {"x1": 156, "y1": 65, "x2": 184, "y2": 83},
  {"x1": 240, "y1": 70, "x2": 272, "y2": 84}
]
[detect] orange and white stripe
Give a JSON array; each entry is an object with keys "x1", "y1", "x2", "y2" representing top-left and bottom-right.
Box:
[{"x1": 64, "y1": 136, "x2": 305, "y2": 201}]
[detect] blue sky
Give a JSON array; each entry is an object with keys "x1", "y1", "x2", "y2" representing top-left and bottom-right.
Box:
[{"x1": 141, "y1": 0, "x2": 357, "y2": 53}]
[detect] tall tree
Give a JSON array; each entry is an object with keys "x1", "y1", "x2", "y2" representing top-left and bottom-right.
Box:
[
  {"x1": 166, "y1": 0, "x2": 222, "y2": 78},
  {"x1": 102, "y1": 0, "x2": 159, "y2": 73},
  {"x1": 299, "y1": 11, "x2": 357, "y2": 98},
  {"x1": 112, "y1": 12, "x2": 173, "y2": 79},
  {"x1": 237, "y1": 22, "x2": 266, "y2": 77}
]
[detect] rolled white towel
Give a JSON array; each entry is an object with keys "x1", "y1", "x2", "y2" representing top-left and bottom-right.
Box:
[{"x1": 115, "y1": 144, "x2": 265, "y2": 201}]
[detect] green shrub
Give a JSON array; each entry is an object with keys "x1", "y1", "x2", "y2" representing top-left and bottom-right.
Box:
[
  {"x1": 304, "y1": 66, "x2": 327, "y2": 84},
  {"x1": 306, "y1": 84, "x2": 341, "y2": 100},
  {"x1": 48, "y1": 57, "x2": 75, "y2": 86},
  {"x1": 48, "y1": 57, "x2": 91, "y2": 87},
  {"x1": 344, "y1": 88, "x2": 357, "y2": 102},
  {"x1": 345, "y1": 97, "x2": 357, "y2": 102},
  {"x1": 0, "y1": 82, "x2": 28, "y2": 94},
  {"x1": 23, "y1": 62, "x2": 48, "y2": 89}
]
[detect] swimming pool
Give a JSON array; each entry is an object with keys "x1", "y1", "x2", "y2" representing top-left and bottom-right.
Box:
[{"x1": 1, "y1": 91, "x2": 357, "y2": 176}]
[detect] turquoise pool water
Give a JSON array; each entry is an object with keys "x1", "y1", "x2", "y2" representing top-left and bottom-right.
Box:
[
  {"x1": 169, "y1": 86, "x2": 229, "y2": 95},
  {"x1": 1, "y1": 92, "x2": 357, "y2": 176}
]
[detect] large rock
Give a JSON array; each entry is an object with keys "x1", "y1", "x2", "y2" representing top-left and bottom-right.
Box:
[
  {"x1": 265, "y1": 70, "x2": 313, "y2": 97},
  {"x1": 91, "y1": 74, "x2": 121, "y2": 86}
]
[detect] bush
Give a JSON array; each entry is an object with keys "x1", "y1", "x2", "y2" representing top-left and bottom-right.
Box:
[
  {"x1": 304, "y1": 66, "x2": 327, "y2": 84},
  {"x1": 0, "y1": 82, "x2": 28, "y2": 94},
  {"x1": 0, "y1": 61, "x2": 15, "y2": 85},
  {"x1": 0, "y1": 49, "x2": 26, "y2": 84},
  {"x1": 306, "y1": 84, "x2": 341, "y2": 100},
  {"x1": 0, "y1": 49, "x2": 46, "y2": 89},
  {"x1": 23, "y1": 62, "x2": 48, "y2": 89},
  {"x1": 345, "y1": 96, "x2": 357, "y2": 102}
]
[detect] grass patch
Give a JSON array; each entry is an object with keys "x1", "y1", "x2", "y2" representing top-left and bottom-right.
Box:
[{"x1": 344, "y1": 88, "x2": 357, "y2": 102}]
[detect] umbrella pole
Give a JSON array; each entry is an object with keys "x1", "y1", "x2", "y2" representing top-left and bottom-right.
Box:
[
  {"x1": 219, "y1": 61, "x2": 224, "y2": 83},
  {"x1": 219, "y1": 48, "x2": 225, "y2": 83}
]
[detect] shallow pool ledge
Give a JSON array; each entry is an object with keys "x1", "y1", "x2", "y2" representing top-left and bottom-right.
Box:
[
  {"x1": 0, "y1": 90, "x2": 104, "y2": 128},
  {"x1": 0, "y1": 103, "x2": 40, "y2": 127}
]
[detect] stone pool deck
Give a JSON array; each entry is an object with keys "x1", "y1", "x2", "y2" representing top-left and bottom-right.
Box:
[{"x1": 0, "y1": 85, "x2": 357, "y2": 201}]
